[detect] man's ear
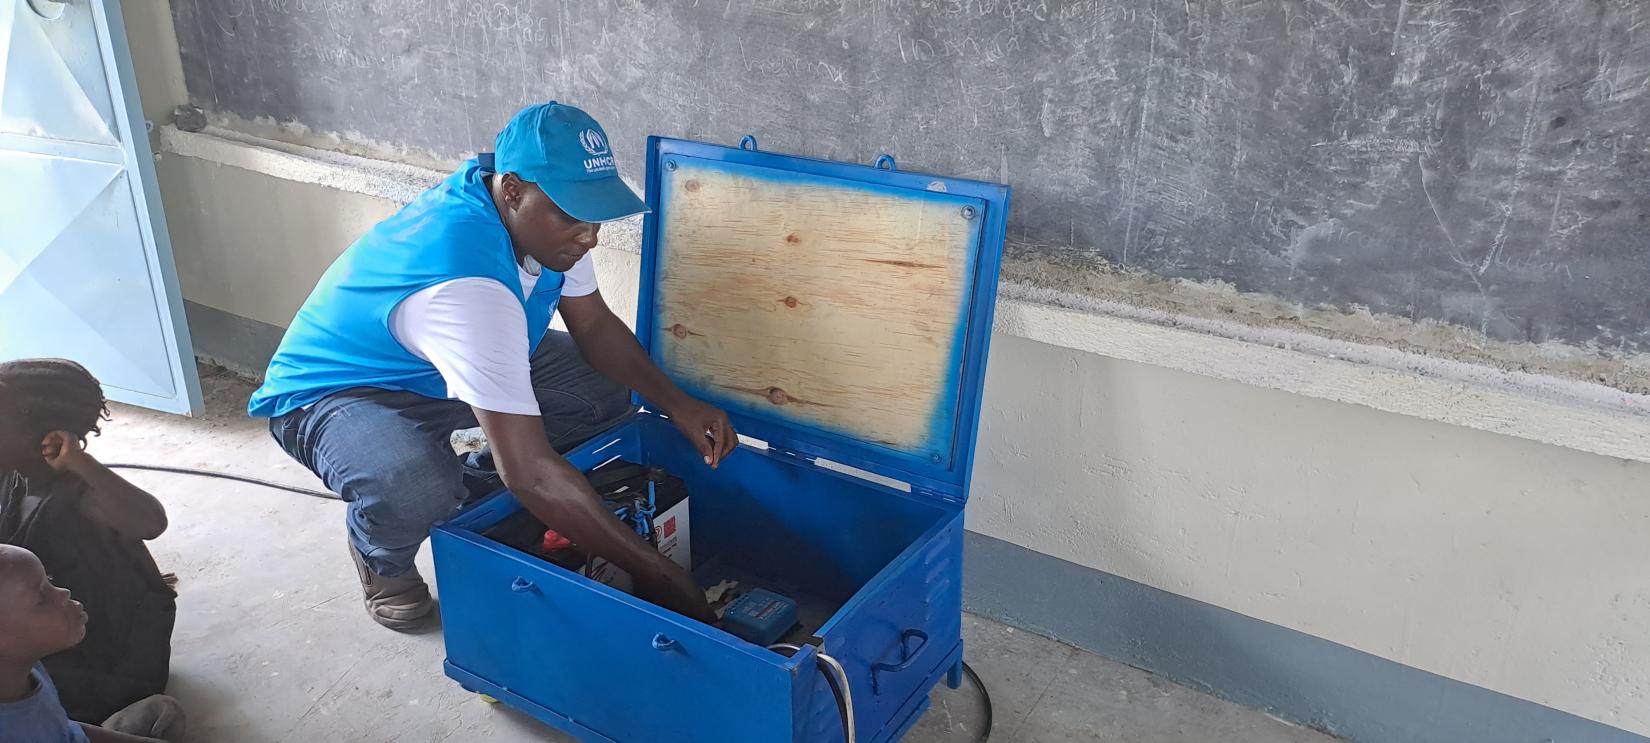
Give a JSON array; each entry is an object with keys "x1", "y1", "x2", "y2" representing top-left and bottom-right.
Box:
[{"x1": 499, "y1": 173, "x2": 524, "y2": 210}]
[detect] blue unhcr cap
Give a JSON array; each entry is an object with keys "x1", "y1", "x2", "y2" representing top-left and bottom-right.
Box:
[{"x1": 494, "y1": 101, "x2": 649, "y2": 223}]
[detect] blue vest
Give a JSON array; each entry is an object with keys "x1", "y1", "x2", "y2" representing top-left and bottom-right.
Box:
[{"x1": 248, "y1": 156, "x2": 564, "y2": 419}]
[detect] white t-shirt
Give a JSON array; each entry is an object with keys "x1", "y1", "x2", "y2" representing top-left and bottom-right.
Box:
[{"x1": 388, "y1": 252, "x2": 598, "y2": 415}]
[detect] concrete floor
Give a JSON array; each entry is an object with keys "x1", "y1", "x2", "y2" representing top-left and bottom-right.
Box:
[{"x1": 88, "y1": 367, "x2": 1337, "y2": 743}]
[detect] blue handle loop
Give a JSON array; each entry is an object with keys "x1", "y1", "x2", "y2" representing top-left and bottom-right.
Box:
[
  {"x1": 510, "y1": 577, "x2": 535, "y2": 593},
  {"x1": 874, "y1": 154, "x2": 897, "y2": 170},
  {"x1": 739, "y1": 135, "x2": 759, "y2": 151},
  {"x1": 651, "y1": 633, "x2": 679, "y2": 652},
  {"x1": 870, "y1": 629, "x2": 929, "y2": 694}
]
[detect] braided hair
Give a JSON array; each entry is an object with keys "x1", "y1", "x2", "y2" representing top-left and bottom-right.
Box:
[{"x1": 0, "y1": 358, "x2": 108, "y2": 446}]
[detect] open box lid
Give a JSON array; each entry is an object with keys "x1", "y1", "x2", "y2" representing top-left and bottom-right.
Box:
[{"x1": 635, "y1": 137, "x2": 1009, "y2": 504}]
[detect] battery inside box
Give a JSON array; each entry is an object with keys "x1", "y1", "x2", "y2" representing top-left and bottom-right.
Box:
[
  {"x1": 479, "y1": 458, "x2": 841, "y2": 649},
  {"x1": 481, "y1": 459, "x2": 691, "y2": 593}
]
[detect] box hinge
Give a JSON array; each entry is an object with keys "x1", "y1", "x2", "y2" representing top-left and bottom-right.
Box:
[
  {"x1": 912, "y1": 486, "x2": 966, "y2": 507},
  {"x1": 766, "y1": 444, "x2": 812, "y2": 463}
]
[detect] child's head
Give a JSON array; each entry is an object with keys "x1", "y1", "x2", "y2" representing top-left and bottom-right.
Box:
[
  {"x1": 0, "y1": 545, "x2": 87, "y2": 666},
  {"x1": 0, "y1": 359, "x2": 107, "y2": 475}
]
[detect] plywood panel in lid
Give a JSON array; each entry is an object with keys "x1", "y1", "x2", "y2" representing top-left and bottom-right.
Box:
[{"x1": 650, "y1": 156, "x2": 985, "y2": 472}]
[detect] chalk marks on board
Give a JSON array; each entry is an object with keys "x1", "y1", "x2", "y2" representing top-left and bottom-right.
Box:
[{"x1": 172, "y1": 0, "x2": 1650, "y2": 351}]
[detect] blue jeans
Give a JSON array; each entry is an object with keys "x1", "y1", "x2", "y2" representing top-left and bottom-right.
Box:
[{"x1": 268, "y1": 331, "x2": 634, "y2": 577}]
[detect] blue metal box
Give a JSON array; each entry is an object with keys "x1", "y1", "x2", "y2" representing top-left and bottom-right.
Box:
[{"x1": 432, "y1": 136, "x2": 1009, "y2": 743}]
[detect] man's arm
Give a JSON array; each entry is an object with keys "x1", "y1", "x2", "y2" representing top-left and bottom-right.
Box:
[
  {"x1": 40, "y1": 432, "x2": 167, "y2": 541},
  {"x1": 474, "y1": 408, "x2": 716, "y2": 623},
  {"x1": 393, "y1": 278, "x2": 714, "y2": 621},
  {"x1": 558, "y1": 292, "x2": 739, "y2": 467}
]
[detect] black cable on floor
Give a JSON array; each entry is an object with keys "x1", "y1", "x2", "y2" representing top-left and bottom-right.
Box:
[
  {"x1": 104, "y1": 463, "x2": 339, "y2": 500},
  {"x1": 962, "y1": 660, "x2": 994, "y2": 742}
]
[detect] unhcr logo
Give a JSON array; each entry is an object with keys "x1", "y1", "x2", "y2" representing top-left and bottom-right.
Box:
[
  {"x1": 579, "y1": 129, "x2": 609, "y2": 156},
  {"x1": 579, "y1": 128, "x2": 614, "y2": 172}
]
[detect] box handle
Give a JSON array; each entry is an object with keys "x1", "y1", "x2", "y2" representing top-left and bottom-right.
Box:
[
  {"x1": 509, "y1": 577, "x2": 536, "y2": 594},
  {"x1": 651, "y1": 633, "x2": 679, "y2": 652},
  {"x1": 870, "y1": 628, "x2": 929, "y2": 694}
]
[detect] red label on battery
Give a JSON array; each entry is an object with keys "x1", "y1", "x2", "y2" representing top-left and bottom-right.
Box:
[{"x1": 661, "y1": 517, "x2": 677, "y2": 539}]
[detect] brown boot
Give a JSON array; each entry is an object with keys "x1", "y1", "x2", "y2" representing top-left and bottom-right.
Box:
[{"x1": 348, "y1": 541, "x2": 434, "y2": 631}]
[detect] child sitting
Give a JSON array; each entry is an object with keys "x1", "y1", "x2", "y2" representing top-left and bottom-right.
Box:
[
  {"x1": 0, "y1": 359, "x2": 178, "y2": 725},
  {"x1": 0, "y1": 544, "x2": 185, "y2": 742}
]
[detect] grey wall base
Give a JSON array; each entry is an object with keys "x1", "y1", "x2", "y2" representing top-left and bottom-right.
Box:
[
  {"x1": 963, "y1": 532, "x2": 1643, "y2": 743},
  {"x1": 184, "y1": 301, "x2": 284, "y2": 381}
]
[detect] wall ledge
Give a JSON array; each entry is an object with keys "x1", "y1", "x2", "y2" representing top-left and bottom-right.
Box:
[
  {"x1": 161, "y1": 126, "x2": 1650, "y2": 464},
  {"x1": 997, "y1": 294, "x2": 1650, "y2": 464},
  {"x1": 161, "y1": 125, "x2": 444, "y2": 204}
]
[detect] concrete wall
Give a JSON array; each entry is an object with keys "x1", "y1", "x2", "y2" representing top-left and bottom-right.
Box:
[
  {"x1": 970, "y1": 336, "x2": 1649, "y2": 736},
  {"x1": 122, "y1": 3, "x2": 1650, "y2": 741}
]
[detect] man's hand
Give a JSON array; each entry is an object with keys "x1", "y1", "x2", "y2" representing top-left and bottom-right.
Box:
[
  {"x1": 667, "y1": 397, "x2": 738, "y2": 469},
  {"x1": 475, "y1": 408, "x2": 717, "y2": 623},
  {"x1": 637, "y1": 570, "x2": 719, "y2": 625},
  {"x1": 560, "y1": 293, "x2": 739, "y2": 469}
]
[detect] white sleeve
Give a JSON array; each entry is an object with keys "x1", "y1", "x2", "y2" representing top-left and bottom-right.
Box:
[
  {"x1": 561, "y1": 252, "x2": 599, "y2": 297},
  {"x1": 389, "y1": 278, "x2": 541, "y2": 416}
]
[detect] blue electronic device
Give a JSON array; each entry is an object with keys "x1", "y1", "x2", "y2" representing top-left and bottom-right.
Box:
[
  {"x1": 723, "y1": 588, "x2": 800, "y2": 646},
  {"x1": 432, "y1": 134, "x2": 1009, "y2": 743}
]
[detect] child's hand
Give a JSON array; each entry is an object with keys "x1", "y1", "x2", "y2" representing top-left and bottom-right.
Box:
[
  {"x1": 40, "y1": 431, "x2": 90, "y2": 473},
  {"x1": 39, "y1": 431, "x2": 168, "y2": 540}
]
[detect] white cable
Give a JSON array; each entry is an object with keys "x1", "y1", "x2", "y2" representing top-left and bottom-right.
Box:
[
  {"x1": 814, "y1": 651, "x2": 856, "y2": 743},
  {"x1": 770, "y1": 644, "x2": 856, "y2": 743}
]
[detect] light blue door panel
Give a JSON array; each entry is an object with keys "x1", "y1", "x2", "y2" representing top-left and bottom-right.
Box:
[{"x1": 0, "y1": 0, "x2": 201, "y2": 414}]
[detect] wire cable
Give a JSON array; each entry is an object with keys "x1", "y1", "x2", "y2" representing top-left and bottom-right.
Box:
[
  {"x1": 769, "y1": 643, "x2": 993, "y2": 743},
  {"x1": 961, "y1": 660, "x2": 993, "y2": 741},
  {"x1": 770, "y1": 643, "x2": 856, "y2": 743},
  {"x1": 103, "y1": 463, "x2": 338, "y2": 500},
  {"x1": 814, "y1": 651, "x2": 857, "y2": 743}
]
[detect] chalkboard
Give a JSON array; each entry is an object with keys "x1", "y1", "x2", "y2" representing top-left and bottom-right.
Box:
[{"x1": 171, "y1": 0, "x2": 1650, "y2": 353}]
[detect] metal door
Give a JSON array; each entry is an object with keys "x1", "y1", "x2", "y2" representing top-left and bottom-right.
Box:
[{"x1": 0, "y1": 0, "x2": 201, "y2": 414}]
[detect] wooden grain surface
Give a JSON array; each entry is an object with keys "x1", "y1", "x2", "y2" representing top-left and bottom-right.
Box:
[{"x1": 653, "y1": 162, "x2": 979, "y2": 455}]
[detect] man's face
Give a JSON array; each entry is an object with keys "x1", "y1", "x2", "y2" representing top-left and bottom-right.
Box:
[
  {"x1": 498, "y1": 175, "x2": 601, "y2": 273},
  {"x1": 0, "y1": 547, "x2": 87, "y2": 664}
]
